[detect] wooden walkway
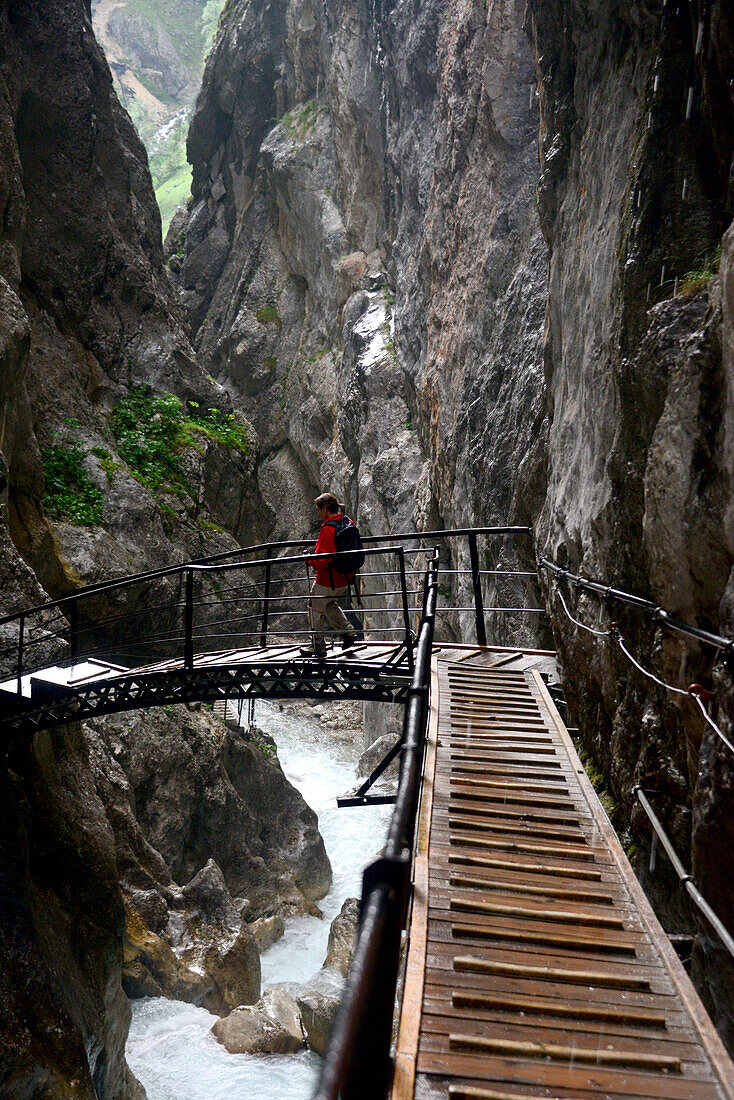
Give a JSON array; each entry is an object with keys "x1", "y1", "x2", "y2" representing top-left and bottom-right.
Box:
[{"x1": 393, "y1": 649, "x2": 734, "y2": 1100}]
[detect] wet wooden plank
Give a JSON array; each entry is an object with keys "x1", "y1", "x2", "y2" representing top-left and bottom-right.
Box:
[{"x1": 391, "y1": 654, "x2": 734, "y2": 1100}]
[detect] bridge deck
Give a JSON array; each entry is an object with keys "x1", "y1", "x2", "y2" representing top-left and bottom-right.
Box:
[
  {"x1": 0, "y1": 641, "x2": 414, "y2": 733},
  {"x1": 393, "y1": 650, "x2": 734, "y2": 1100}
]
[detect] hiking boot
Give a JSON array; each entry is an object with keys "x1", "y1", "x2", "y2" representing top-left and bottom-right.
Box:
[
  {"x1": 341, "y1": 634, "x2": 357, "y2": 651},
  {"x1": 300, "y1": 645, "x2": 327, "y2": 660}
]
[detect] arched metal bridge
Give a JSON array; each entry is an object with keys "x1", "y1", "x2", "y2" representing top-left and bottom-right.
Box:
[{"x1": 1, "y1": 528, "x2": 733, "y2": 1100}]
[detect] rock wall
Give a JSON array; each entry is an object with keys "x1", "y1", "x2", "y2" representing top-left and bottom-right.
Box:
[
  {"x1": 0, "y1": 1, "x2": 318, "y2": 1094},
  {"x1": 0, "y1": 722, "x2": 143, "y2": 1100},
  {"x1": 0, "y1": 0, "x2": 264, "y2": 605},
  {"x1": 173, "y1": 0, "x2": 549, "y2": 640},
  {"x1": 177, "y1": 0, "x2": 734, "y2": 1044},
  {"x1": 525, "y1": 0, "x2": 734, "y2": 1042}
]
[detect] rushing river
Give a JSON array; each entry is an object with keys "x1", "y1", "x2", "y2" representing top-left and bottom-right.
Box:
[{"x1": 126, "y1": 701, "x2": 392, "y2": 1100}]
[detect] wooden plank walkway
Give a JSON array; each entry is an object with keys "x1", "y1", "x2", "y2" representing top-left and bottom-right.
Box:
[{"x1": 393, "y1": 650, "x2": 734, "y2": 1100}]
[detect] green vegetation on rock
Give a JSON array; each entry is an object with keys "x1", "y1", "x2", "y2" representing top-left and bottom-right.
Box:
[
  {"x1": 281, "y1": 100, "x2": 318, "y2": 142},
  {"x1": 185, "y1": 401, "x2": 251, "y2": 451},
  {"x1": 111, "y1": 387, "x2": 191, "y2": 494},
  {"x1": 110, "y1": 386, "x2": 249, "y2": 503},
  {"x1": 677, "y1": 243, "x2": 723, "y2": 298},
  {"x1": 91, "y1": 447, "x2": 122, "y2": 485},
  {"x1": 152, "y1": 131, "x2": 194, "y2": 235},
  {"x1": 256, "y1": 304, "x2": 282, "y2": 326},
  {"x1": 42, "y1": 443, "x2": 105, "y2": 527}
]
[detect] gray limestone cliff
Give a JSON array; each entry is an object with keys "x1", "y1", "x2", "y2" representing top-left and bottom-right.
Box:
[
  {"x1": 526, "y1": 0, "x2": 734, "y2": 1044},
  {"x1": 0, "y1": 0, "x2": 265, "y2": 606},
  {"x1": 175, "y1": 0, "x2": 734, "y2": 1047},
  {"x1": 0, "y1": 1, "x2": 324, "y2": 1094}
]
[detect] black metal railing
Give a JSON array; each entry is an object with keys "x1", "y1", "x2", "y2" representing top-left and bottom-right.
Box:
[
  {"x1": 313, "y1": 550, "x2": 439, "y2": 1100},
  {"x1": 0, "y1": 526, "x2": 544, "y2": 698},
  {"x1": 0, "y1": 543, "x2": 431, "y2": 696},
  {"x1": 539, "y1": 558, "x2": 734, "y2": 655}
]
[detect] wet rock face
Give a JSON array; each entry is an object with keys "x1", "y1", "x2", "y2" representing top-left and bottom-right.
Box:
[
  {"x1": 0, "y1": 723, "x2": 143, "y2": 1100},
  {"x1": 526, "y1": 0, "x2": 734, "y2": 1038},
  {"x1": 177, "y1": 0, "x2": 548, "y2": 638},
  {"x1": 287, "y1": 895, "x2": 359, "y2": 1054},
  {"x1": 94, "y1": 705, "x2": 331, "y2": 912},
  {"x1": 0, "y1": 0, "x2": 264, "y2": 602},
  {"x1": 183, "y1": 0, "x2": 734, "y2": 1045},
  {"x1": 88, "y1": 704, "x2": 331, "y2": 912},
  {"x1": 322, "y1": 896, "x2": 359, "y2": 976},
  {"x1": 177, "y1": 0, "x2": 430, "y2": 545},
  {"x1": 85, "y1": 704, "x2": 337, "y2": 1018},
  {"x1": 385, "y1": 0, "x2": 548, "y2": 564}
]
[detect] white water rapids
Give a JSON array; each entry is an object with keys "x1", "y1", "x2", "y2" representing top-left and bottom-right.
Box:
[{"x1": 126, "y1": 701, "x2": 392, "y2": 1100}]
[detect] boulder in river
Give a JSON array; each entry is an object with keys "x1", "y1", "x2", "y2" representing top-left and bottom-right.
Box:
[
  {"x1": 323, "y1": 897, "x2": 360, "y2": 976},
  {"x1": 173, "y1": 860, "x2": 262, "y2": 1013},
  {"x1": 294, "y1": 897, "x2": 361, "y2": 1054},
  {"x1": 356, "y1": 734, "x2": 400, "y2": 784},
  {"x1": 212, "y1": 988, "x2": 306, "y2": 1055},
  {"x1": 122, "y1": 898, "x2": 209, "y2": 1004},
  {"x1": 294, "y1": 968, "x2": 345, "y2": 1056},
  {"x1": 250, "y1": 913, "x2": 286, "y2": 952}
]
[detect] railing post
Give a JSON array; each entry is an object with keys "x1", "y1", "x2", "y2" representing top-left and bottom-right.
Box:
[
  {"x1": 260, "y1": 561, "x2": 272, "y2": 648},
  {"x1": 69, "y1": 598, "x2": 79, "y2": 670},
  {"x1": 16, "y1": 613, "x2": 24, "y2": 696},
  {"x1": 397, "y1": 547, "x2": 413, "y2": 670},
  {"x1": 184, "y1": 568, "x2": 194, "y2": 670},
  {"x1": 468, "y1": 531, "x2": 487, "y2": 647}
]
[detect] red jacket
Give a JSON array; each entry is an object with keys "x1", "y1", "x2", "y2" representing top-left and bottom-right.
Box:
[{"x1": 311, "y1": 513, "x2": 349, "y2": 588}]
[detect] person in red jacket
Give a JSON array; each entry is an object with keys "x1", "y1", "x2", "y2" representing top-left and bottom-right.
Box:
[{"x1": 301, "y1": 492, "x2": 357, "y2": 658}]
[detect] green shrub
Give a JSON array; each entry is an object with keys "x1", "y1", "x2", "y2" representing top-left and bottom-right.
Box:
[
  {"x1": 197, "y1": 515, "x2": 226, "y2": 534},
  {"x1": 186, "y1": 402, "x2": 250, "y2": 452},
  {"x1": 42, "y1": 444, "x2": 105, "y2": 527},
  {"x1": 281, "y1": 100, "x2": 318, "y2": 141},
  {"x1": 110, "y1": 386, "x2": 250, "y2": 503},
  {"x1": 91, "y1": 446, "x2": 121, "y2": 485},
  {"x1": 111, "y1": 387, "x2": 188, "y2": 493},
  {"x1": 677, "y1": 243, "x2": 723, "y2": 298},
  {"x1": 256, "y1": 304, "x2": 282, "y2": 327}
]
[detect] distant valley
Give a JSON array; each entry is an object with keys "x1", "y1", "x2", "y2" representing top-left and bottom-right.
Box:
[{"x1": 91, "y1": 0, "x2": 225, "y2": 233}]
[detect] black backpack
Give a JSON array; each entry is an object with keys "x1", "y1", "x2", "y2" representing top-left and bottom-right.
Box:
[{"x1": 328, "y1": 516, "x2": 366, "y2": 577}]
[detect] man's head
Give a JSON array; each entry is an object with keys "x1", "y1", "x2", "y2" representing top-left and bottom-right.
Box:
[{"x1": 315, "y1": 492, "x2": 340, "y2": 520}]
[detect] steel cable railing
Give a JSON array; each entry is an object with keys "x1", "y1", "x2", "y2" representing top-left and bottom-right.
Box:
[
  {"x1": 543, "y1": 561, "x2": 734, "y2": 969},
  {"x1": 540, "y1": 558, "x2": 734, "y2": 654},
  {"x1": 544, "y1": 561, "x2": 734, "y2": 757}
]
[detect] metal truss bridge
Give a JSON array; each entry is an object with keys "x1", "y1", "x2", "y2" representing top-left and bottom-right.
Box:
[
  {"x1": 0, "y1": 526, "x2": 540, "y2": 736},
  {"x1": 2, "y1": 527, "x2": 733, "y2": 1098}
]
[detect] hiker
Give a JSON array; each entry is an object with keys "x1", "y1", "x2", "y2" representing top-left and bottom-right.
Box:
[{"x1": 301, "y1": 493, "x2": 362, "y2": 658}]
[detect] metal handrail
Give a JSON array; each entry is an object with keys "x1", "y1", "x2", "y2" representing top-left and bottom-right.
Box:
[
  {"x1": 2, "y1": 543, "x2": 430, "y2": 690},
  {"x1": 540, "y1": 558, "x2": 734, "y2": 654},
  {"x1": 1, "y1": 527, "x2": 542, "y2": 691},
  {"x1": 632, "y1": 787, "x2": 734, "y2": 962},
  {"x1": 314, "y1": 551, "x2": 439, "y2": 1099},
  {"x1": 0, "y1": 526, "x2": 532, "y2": 628}
]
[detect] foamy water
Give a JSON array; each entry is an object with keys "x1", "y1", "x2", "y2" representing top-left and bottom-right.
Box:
[{"x1": 127, "y1": 700, "x2": 391, "y2": 1099}]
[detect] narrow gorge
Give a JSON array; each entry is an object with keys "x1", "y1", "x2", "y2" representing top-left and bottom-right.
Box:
[{"x1": 1, "y1": 0, "x2": 734, "y2": 1095}]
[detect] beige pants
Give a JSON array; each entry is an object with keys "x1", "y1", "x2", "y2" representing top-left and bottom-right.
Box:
[{"x1": 308, "y1": 582, "x2": 352, "y2": 648}]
